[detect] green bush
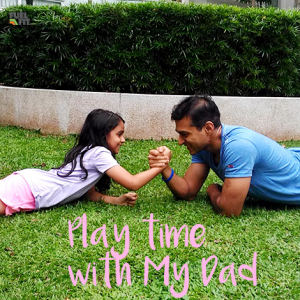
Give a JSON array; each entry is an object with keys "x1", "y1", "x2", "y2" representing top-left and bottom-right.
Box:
[{"x1": 1, "y1": 3, "x2": 300, "y2": 96}]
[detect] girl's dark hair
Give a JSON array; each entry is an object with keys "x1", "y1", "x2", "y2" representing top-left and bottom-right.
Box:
[{"x1": 55, "y1": 109, "x2": 124, "y2": 192}]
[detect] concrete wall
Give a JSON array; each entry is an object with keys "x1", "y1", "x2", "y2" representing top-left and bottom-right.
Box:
[
  {"x1": 190, "y1": 0, "x2": 248, "y2": 7},
  {"x1": 0, "y1": 86, "x2": 300, "y2": 141},
  {"x1": 278, "y1": 0, "x2": 295, "y2": 8}
]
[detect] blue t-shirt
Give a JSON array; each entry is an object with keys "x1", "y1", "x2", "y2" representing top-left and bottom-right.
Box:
[{"x1": 192, "y1": 124, "x2": 300, "y2": 204}]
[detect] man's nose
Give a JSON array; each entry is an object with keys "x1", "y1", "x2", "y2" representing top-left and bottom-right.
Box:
[{"x1": 178, "y1": 135, "x2": 185, "y2": 146}]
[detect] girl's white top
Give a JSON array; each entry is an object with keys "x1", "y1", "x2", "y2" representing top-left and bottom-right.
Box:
[{"x1": 16, "y1": 147, "x2": 118, "y2": 209}]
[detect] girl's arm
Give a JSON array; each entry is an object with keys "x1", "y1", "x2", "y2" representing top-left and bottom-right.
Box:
[
  {"x1": 105, "y1": 159, "x2": 169, "y2": 191},
  {"x1": 86, "y1": 186, "x2": 137, "y2": 206}
]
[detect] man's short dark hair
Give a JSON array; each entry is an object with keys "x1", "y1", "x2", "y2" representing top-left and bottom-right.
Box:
[{"x1": 171, "y1": 95, "x2": 221, "y2": 130}]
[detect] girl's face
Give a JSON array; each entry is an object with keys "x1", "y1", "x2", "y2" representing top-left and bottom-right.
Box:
[{"x1": 106, "y1": 120, "x2": 125, "y2": 154}]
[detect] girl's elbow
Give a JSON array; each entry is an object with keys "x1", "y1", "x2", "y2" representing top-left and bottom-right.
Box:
[
  {"x1": 124, "y1": 180, "x2": 139, "y2": 191},
  {"x1": 131, "y1": 187, "x2": 139, "y2": 192},
  {"x1": 86, "y1": 191, "x2": 93, "y2": 201},
  {"x1": 126, "y1": 184, "x2": 138, "y2": 191},
  {"x1": 87, "y1": 193, "x2": 99, "y2": 202},
  {"x1": 131, "y1": 182, "x2": 141, "y2": 191},
  {"x1": 86, "y1": 188, "x2": 101, "y2": 202},
  {"x1": 86, "y1": 193, "x2": 96, "y2": 202}
]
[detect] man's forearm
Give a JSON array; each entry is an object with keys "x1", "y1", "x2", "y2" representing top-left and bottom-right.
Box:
[
  {"x1": 161, "y1": 166, "x2": 192, "y2": 199},
  {"x1": 206, "y1": 184, "x2": 223, "y2": 214},
  {"x1": 206, "y1": 183, "x2": 247, "y2": 217}
]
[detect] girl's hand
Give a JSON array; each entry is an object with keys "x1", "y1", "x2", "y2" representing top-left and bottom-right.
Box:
[
  {"x1": 148, "y1": 146, "x2": 171, "y2": 169},
  {"x1": 157, "y1": 146, "x2": 172, "y2": 161},
  {"x1": 116, "y1": 192, "x2": 138, "y2": 206}
]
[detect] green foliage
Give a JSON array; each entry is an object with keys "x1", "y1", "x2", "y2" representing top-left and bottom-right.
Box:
[{"x1": 1, "y1": 3, "x2": 300, "y2": 96}]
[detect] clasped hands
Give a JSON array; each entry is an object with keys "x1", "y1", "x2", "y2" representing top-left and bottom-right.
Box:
[
  {"x1": 148, "y1": 146, "x2": 172, "y2": 169},
  {"x1": 148, "y1": 146, "x2": 221, "y2": 198}
]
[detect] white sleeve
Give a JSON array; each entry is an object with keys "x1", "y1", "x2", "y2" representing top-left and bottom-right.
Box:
[{"x1": 93, "y1": 147, "x2": 119, "y2": 173}]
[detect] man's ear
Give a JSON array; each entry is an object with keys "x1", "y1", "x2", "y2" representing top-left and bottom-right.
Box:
[{"x1": 204, "y1": 121, "x2": 215, "y2": 134}]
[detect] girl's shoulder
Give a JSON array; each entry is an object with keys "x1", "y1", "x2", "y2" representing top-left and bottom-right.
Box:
[
  {"x1": 86, "y1": 146, "x2": 113, "y2": 156},
  {"x1": 84, "y1": 146, "x2": 115, "y2": 163},
  {"x1": 85, "y1": 146, "x2": 118, "y2": 171}
]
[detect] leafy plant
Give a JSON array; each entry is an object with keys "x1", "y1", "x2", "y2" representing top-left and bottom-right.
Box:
[{"x1": 1, "y1": 3, "x2": 300, "y2": 96}]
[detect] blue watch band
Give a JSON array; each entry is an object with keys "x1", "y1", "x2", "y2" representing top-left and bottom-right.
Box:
[{"x1": 162, "y1": 168, "x2": 174, "y2": 183}]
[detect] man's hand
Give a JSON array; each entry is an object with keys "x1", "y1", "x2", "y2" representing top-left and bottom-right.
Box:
[
  {"x1": 116, "y1": 192, "x2": 138, "y2": 206},
  {"x1": 206, "y1": 178, "x2": 251, "y2": 217},
  {"x1": 207, "y1": 183, "x2": 222, "y2": 196},
  {"x1": 206, "y1": 184, "x2": 223, "y2": 214},
  {"x1": 148, "y1": 146, "x2": 172, "y2": 168}
]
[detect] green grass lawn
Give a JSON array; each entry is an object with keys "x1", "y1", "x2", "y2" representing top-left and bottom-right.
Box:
[{"x1": 0, "y1": 126, "x2": 299, "y2": 300}]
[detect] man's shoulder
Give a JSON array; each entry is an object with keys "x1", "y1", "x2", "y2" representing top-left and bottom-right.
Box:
[
  {"x1": 221, "y1": 124, "x2": 261, "y2": 159},
  {"x1": 222, "y1": 124, "x2": 265, "y2": 146},
  {"x1": 223, "y1": 124, "x2": 257, "y2": 138}
]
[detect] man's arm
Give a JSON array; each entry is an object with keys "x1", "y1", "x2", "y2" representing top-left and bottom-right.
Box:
[
  {"x1": 207, "y1": 177, "x2": 251, "y2": 217},
  {"x1": 148, "y1": 147, "x2": 209, "y2": 199},
  {"x1": 163, "y1": 163, "x2": 210, "y2": 200}
]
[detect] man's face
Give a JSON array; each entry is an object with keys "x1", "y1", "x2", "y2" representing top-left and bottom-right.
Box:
[{"x1": 175, "y1": 117, "x2": 209, "y2": 155}]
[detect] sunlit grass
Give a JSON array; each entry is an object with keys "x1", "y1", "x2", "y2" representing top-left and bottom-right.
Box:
[{"x1": 0, "y1": 126, "x2": 299, "y2": 299}]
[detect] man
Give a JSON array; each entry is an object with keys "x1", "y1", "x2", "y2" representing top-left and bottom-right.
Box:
[{"x1": 148, "y1": 95, "x2": 300, "y2": 217}]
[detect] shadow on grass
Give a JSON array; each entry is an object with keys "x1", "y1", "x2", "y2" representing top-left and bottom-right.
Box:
[
  {"x1": 192, "y1": 194, "x2": 299, "y2": 216},
  {"x1": 244, "y1": 197, "x2": 299, "y2": 211}
]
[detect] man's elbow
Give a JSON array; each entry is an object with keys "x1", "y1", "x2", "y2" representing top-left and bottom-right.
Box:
[
  {"x1": 186, "y1": 193, "x2": 197, "y2": 201},
  {"x1": 174, "y1": 191, "x2": 196, "y2": 201},
  {"x1": 219, "y1": 207, "x2": 243, "y2": 218},
  {"x1": 214, "y1": 196, "x2": 244, "y2": 217}
]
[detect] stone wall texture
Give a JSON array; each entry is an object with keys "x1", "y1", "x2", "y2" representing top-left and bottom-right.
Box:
[{"x1": 1, "y1": 86, "x2": 300, "y2": 141}]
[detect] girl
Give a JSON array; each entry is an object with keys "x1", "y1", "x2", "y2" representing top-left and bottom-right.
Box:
[{"x1": 0, "y1": 109, "x2": 169, "y2": 216}]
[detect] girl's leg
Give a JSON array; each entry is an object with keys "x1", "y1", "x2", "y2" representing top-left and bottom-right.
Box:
[
  {"x1": 0, "y1": 199, "x2": 7, "y2": 215},
  {"x1": 0, "y1": 174, "x2": 35, "y2": 215}
]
